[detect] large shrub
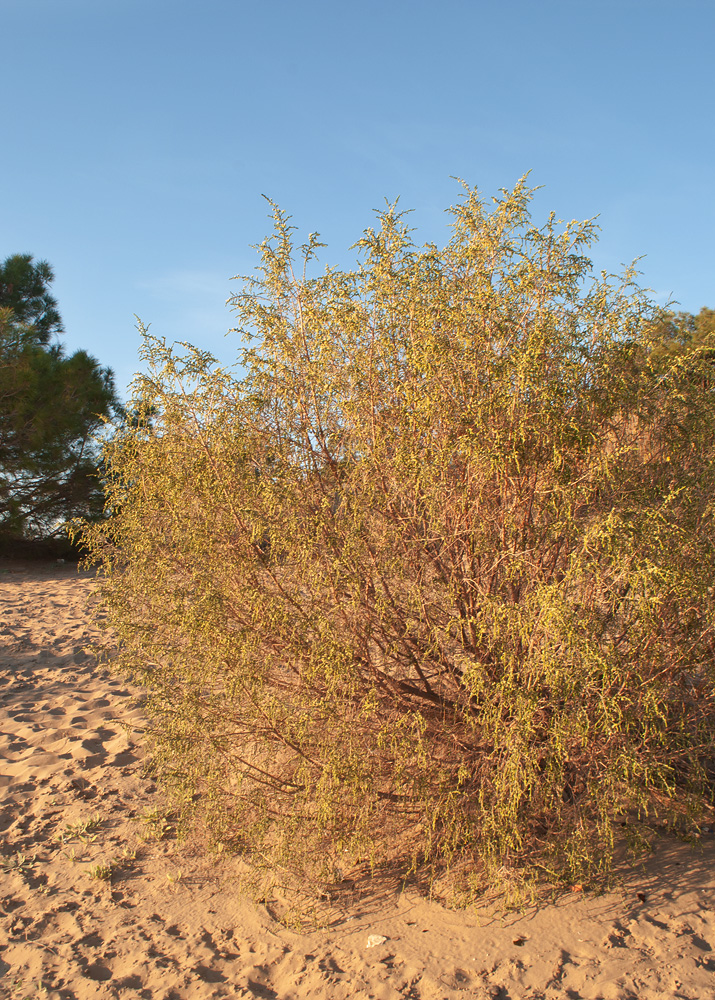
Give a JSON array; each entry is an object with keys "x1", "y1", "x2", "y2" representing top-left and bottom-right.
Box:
[{"x1": 80, "y1": 179, "x2": 715, "y2": 901}]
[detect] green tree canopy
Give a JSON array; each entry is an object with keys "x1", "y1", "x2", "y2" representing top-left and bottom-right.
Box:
[
  {"x1": 0, "y1": 253, "x2": 120, "y2": 541},
  {"x1": 0, "y1": 253, "x2": 64, "y2": 343}
]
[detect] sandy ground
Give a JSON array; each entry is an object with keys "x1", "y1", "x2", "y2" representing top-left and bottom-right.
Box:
[{"x1": 1, "y1": 562, "x2": 715, "y2": 1000}]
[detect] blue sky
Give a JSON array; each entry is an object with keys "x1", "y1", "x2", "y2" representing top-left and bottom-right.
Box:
[{"x1": 3, "y1": 0, "x2": 714, "y2": 398}]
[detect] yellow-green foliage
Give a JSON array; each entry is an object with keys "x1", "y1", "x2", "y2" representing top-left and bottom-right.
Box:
[{"x1": 79, "y1": 178, "x2": 715, "y2": 898}]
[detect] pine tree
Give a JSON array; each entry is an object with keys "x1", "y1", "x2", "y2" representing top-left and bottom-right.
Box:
[{"x1": 0, "y1": 254, "x2": 119, "y2": 542}]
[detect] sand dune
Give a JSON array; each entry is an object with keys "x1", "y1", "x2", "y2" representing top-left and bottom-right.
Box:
[{"x1": 1, "y1": 561, "x2": 714, "y2": 999}]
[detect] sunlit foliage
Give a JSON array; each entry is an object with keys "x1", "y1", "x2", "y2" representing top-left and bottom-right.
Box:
[{"x1": 79, "y1": 179, "x2": 715, "y2": 900}]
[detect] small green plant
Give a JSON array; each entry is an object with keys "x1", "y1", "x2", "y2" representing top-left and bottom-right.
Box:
[
  {"x1": 1, "y1": 852, "x2": 37, "y2": 874},
  {"x1": 85, "y1": 846, "x2": 136, "y2": 883},
  {"x1": 8, "y1": 975, "x2": 52, "y2": 999},
  {"x1": 58, "y1": 814, "x2": 102, "y2": 844},
  {"x1": 139, "y1": 807, "x2": 173, "y2": 841},
  {"x1": 88, "y1": 861, "x2": 115, "y2": 881},
  {"x1": 13, "y1": 970, "x2": 62, "y2": 1000}
]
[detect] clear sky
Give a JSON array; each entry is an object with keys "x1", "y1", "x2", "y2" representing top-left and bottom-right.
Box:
[{"x1": 3, "y1": 0, "x2": 714, "y2": 398}]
